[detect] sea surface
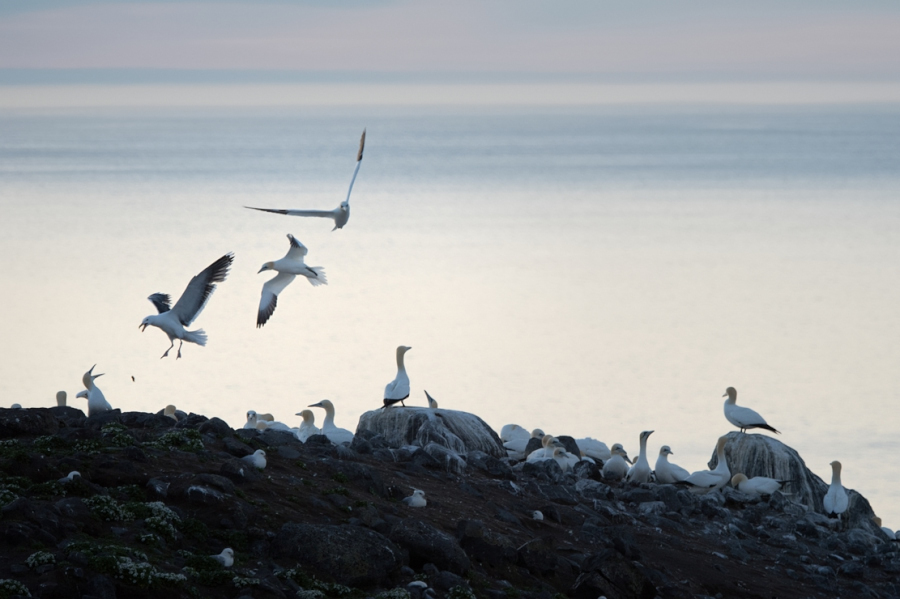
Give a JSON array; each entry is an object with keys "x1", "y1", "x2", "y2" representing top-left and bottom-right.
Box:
[{"x1": 1, "y1": 103, "x2": 899, "y2": 525}]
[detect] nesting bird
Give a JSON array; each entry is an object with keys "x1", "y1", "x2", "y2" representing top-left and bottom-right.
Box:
[
  {"x1": 601, "y1": 443, "x2": 631, "y2": 481},
  {"x1": 212, "y1": 548, "x2": 234, "y2": 568},
  {"x1": 402, "y1": 489, "x2": 427, "y2": 508},
  {"x1": 293, "y1": 409, "x2": 321, "y2": 442},
  {"x1": 241, "y1": 449, "x2": 267, "y2": 469},
  {"x1": 383, "y1": 346, "x2": 411, "y2": 408},
  {"x1": 163, "y1": 405, "x2": 178, "y2": 422},
  {"x1": 58, "y1": 471, "x2": 81, "y2": 484},
  {"x1": 140, "y1": 253, "x2": 234, "y2": 359},
  {"x1": 681, "y1": 436, "x2": 731, "y2": 494},
  {"x1": 76, "y1": 364, "x2": 112, "y2": 417},
  {"x1": 730, "y1": 473, "x2": 793, "y2": 496},
  {"x1": 308, "y1": 399, "x2": 354, "y2": 444},
  {"x1": 256, "y1": 234, "x2": 327, "y2": 327},
  {"x1": 723, "y1": 387, "x2": 780, "y2": 434},
  {"x1": 245, "y1": 129, "x2": 365, "y2": 231},
  {"x1": 654, "y1": 445, "x2": 690, "y2": 484},
  {"x1": 575, "y1": 437, "x2": 611, "y2": 462},
  {"x1": 504, "y1": 428, "x2": 545, "y2": 461}
]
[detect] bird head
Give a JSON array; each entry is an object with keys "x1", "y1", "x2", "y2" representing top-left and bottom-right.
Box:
[
  {"x1": 641, "y1": 430, "x2": 654, "y2": 441},
  {"x1": 309, "y1": 399, "x2": 333, "y2": 410},
  {"x1": 222, "y1": 548, "x2": 234, "y2": 558},
  {"x1": 257, "y1": 261, "x2": 275, "y2": 274},
  {"x1": 531, "y1": 428, "x2": 545, "y2": 439},
  {"x1": 660, "y1": 445, "x2": 673, "y2": 456},
  {"x1": 723, "y1": 387, "x2": 737, "y2": 401},
  {"x1": 139, "y1": 317, "x2": 151, "y2": 332},
  {"x1": 76, "y1": 390, "x2": 89, "y2": 399}
]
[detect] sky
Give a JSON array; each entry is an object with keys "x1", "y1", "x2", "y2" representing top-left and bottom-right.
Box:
[{"x1": 1, "y1": 1, "x2": 899, "y2": 80}]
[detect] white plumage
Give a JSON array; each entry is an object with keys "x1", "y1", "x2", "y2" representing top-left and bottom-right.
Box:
[
  {"x1": 293, "y1": 409, "x2": 321, "y2": 442},
  {"x1": 76, "y1": 364, "x2": 112, "y2": 417},
  {"x1": 730, "y1": 473, "x2": 791, "y2": 496},
  {"x1": 241, "y1": 449, "x2": 267, "y2": 469},
  {"x1": 601, "y1": 443, "x2": 631, "y2": 481},
  {"x1": 402, "y1": 489, "x2": 427, "y2": 508},
  {"x1": 256, "y1": 234, "x2": 327, "y2": 328},
  {"x1": 308, "y1": 399, "x2": 354, "y2": 444},
  {"x1": 654, "y1": 445, "x2": 690, "y2": 484},
  {"x1": 140, "y1": 253, "x2": 233, "y2": 359},
  {"x1": 823, "y1": 460, "x2": 849, "y2": 521},
  {"x1": 723, "y1": 387, "x2": 780, "y2": 434},
  {"x1": 625, "y1": 430, "x2": 654, "y2": 484},
  {"x1": 682, "y1": 436, "x2": 730, "y2": 494},
  {"x1": 212, "y1": 548, "x2": 234, "y2": 568},
  {"x1": 425, "y1": 390, "x2": 439, "y2": 409},
  {"x1": 383, "y1": 346, "x2": 412, "y2": 408},
  {"x1": 575, "y1": 437, "x2": 611, "y2": 461},
  {"x1": 504, "y1": 428, "x2": 545, "y2": 460}
]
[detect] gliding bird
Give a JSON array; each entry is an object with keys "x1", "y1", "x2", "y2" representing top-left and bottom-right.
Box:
[
  {"x1": 245, "y1": 129, "x2": 366, "y2": 231},
  {"x1": 256, "y1": 234, "x2": 327, "y2": 327},
  {"x1": 140, "y1": 253, "x2": 234, "y2": 359}
]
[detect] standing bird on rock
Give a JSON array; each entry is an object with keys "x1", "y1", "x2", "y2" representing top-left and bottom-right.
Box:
[
  {"x1": 256, "y1": 234, "x2": 327, "y2": 327},
  {"x1": 625, "y1": 430, "x2": 654, "y2": 484},
  {"x1": 245, "y1": 129, "x2": 366, "y2": 231},
  {"x1": 824, "y1": 460, "x2": 849, "y2": 526},
  {"x1": 308, "y1": 399, "x2": 354, "y2": 444},
  {"x1": 140, "y1": 253, "x2": 234, "y2": 359},
  {"x1": 75, "y1": 364, "x2": 112, "y2": 416},
  {"x1": 723, "y1": 387, "x2": 780, "y2": 434},
  {"x1": 681, "y1": 436, "x2": 731, "y2": 494},
  {"x1": 383, "y1": 346, "x2": 411, "y2": 408}
]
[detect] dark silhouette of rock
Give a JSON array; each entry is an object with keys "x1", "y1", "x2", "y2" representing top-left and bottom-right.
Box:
[
  {"x1": 0, "y1": 407, "x2": 60, "y2": 436},
  {"x1": 390, "y1": 518, "x2": 470, "y2": 575}
]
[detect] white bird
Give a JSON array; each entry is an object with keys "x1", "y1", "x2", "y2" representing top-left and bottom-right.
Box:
[
  {"x1": 602, "y1": 443, "x2": 631, "y2": 481},
  {"x1": 256, "y1": 234, "x2": 327, "y2": 328},
  {"x1": 163, "y1": 405, "x2": 178, "y2": 422},
  {"x1": 723, "y1": 387, "x2": 780, "y2": 434},
  {"x1": 140, "y1": 253, "x2": 234, "y2": 359},
  {"x1": 402, "y1": 489, "x2": 427, "y2": 508},
  {"x1": 575, "y1": 437, "x2": 611, "y2": 461},
  {"x1": 76, "y1": 364, "x2": 112, "y2": 417},
  {"x1": 383, "y1": 346, "x2": 412, "y2": 408},
  {"x1": 504, "y1": 429, "x2": 545, "y2": 461},
  {"x1": 58, "y1": 471, "x2": 81, "y2": 484},
  {"x1": 243, "y1": 410, "x2": 260, "y2": 429},
  {"x1": 823, "y1": 460, "x2": 849, "y2": 523},
  {"x1": 425, "y1": 390, "x2": 438, "y2": 409},
  {"x1": 730, "y1": 473, "x2": 794, "y2": 496},
  {"x1": 292, "y1": 409, "x2": 321, "y2": 442},
  {"x1": 212, "y1": 548, "x2": 234, "y2": 568},
  {"x1": 873, "y1": 517, "x2": 896, "y2": 539},
  {"x1": 526, "y1": 434, "x2": 563, "y2": 461},
  {"x1": 56, "y1": 391, "x2": 66, "y2": 407},
  {"x1": 532, "y1": 510, "x2": 544, "y2": 521},
  {"x1": 500, "y1": 424, "x2": 531, "y2": 444},
  {"x1": 256, "y1": 419, "x2": 292, "y2": 432},
  {"x1": 550, "y1": 447, "x2": 581, "y2": 472},
  {"x1": 308, "y1": 399, "x2": 354, "y2": 444},
  {"x1": 245, "y1": 129, "x2": 365, "y2": 231},
  {"x1": 654, "y1": 445, "x2": 690, "y2": 484},
  {"x1": 241, "y1": 449, "x2": 266, "y2": 469},
  {"x1": 682, "y1": 436, "x2": 731, "y2": 494},
  {"x1": 626, "y1": 430, "x2": 654, "y2": 484}
]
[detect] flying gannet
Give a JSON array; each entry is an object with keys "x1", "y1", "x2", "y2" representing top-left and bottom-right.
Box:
[
  {"x1": 681, "y1": 436, "x2": 731, "y2": 494},
  {"x1": 245, "y1": 129, "x2": 366, "y2": 231},
  {"x1": 76, "y1": 364, "x2": 112, "y2": 417},
  {"x1": 212, "y1": 548, "x2": 234, "y2": 568},
  {"x1": 654, "y1": 445, "x2": 690, "y2": 484},
  {"x1": 730, "y1": 473, "x2": 793, "y2": 497},
  {"x1": 256, "y1": 234, "x2": 327, "y2": 327},
  {"x1": 425, "y1": 390, "x2": 438, "y2": 409},
  {"x1": 723, "y1": 387, "x2": 780, "y2": 434},
  {"x1": 402, "y1": 489, "x2": 427, "y2": 508},
  {"x1": 383, "y1": 346, "x2": 412, "y2": 408},
  {"x1": 602, "y1": 443, "x2": 631, "y2": 481},
  {"x1": 308, "y1": 399, "x2": 354, "y2": 444},
  {"x1": 625, "y1": 430, "x2": 654, "y2": 484},
  {"x1": 140, "y1": 253, "x2": 234, "y2": 359},
  {"x1": 823, "y1": 460, "x2": 849, "y2": 526}
]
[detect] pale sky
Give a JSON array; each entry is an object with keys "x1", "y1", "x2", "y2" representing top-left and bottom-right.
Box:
[{"x1": 1, "y1": 0, "x2": 899, "y2": 79}]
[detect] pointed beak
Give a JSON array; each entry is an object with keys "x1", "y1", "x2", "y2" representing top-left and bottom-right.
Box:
[
  {"x1": 308, "y1": 402, "x2": 322, "y2": 408},
  {"x1": 722, "y1": 392, "x2": 727, "y2": 397},
  {"x1": 257, "y1": 266, "x2": 266, "y2": 274},
  {"x1": 140, "y1": 324, "x2": 147, "y2": 332}
]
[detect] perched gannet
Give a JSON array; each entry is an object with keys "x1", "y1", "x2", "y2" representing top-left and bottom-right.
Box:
[
  {"x1": 258, "y1": 413, "x2": 274, "y2": 422},
  {"x1": 527, "y1": 434, "x2": 563, "y2": 461},
  {"x1": 873, "y1": 517, "x2": 896, "y2": 539},
  {"x1": 532, "y1": 510, "x2": 544, "y2": 521},
  {"x1": 681, "y1": 436, "x2": 730, "y2": 494},
  {"x1": 76, "y1": 365, "x2": 112, "y2": 417},
  {"x1": 625, "y1": 431, "x2": 654, "y2": 484},
  {"x1": 723, "y1": 387, "x2": 780, "y2": 434},
  {"x1": 163, "y1": 405, "x2": 178, "y2": 422},
  {"x1": 293, "y1": 409, "x2": 321, "y2": 442},
  {"x1": 243, "y1": 411, "x2": 260, "y2": 429},
  {"x1": 140, "y1": 253, "x2": 234, "y2": 359},
  {"x1": 654, "y1": 446, "x2": 690, "y2": 484},
  {"x1": 505, "y1": 428, "x2": 545, "y2": 461},
  {"x1": 602, "y1": 444, "x2": 631, "y2": 481},
  {"x1": 241, "y1": 449, "x2": 267, "y2": 469},
  {"x1": 256, "y1": 419, "x2": 292, "y2": 432},
  {"x1": 308, "y1": 399, "x2": 354, "y2": 444},
  {"x1": 731, "y1": 473, "x2": 793, "y2": 496},
  {"x1": 500, "y1": 424, "x2": 531, "y2": 443},
  {"x1": 550, "y1": 447, "x2": 581, "y2": 472},
  {"x1": 425, "y1": 390, "x2": 438, "y2": 409},
  {"x1": 245, "y1": 129, "x2": 365, "y2": 231},
  {"x1": 256, "y1": 234, "x2": 327, "y2": 327},
  {"x1": 56, "y1": 391, "x2": 66, "y2": 407},
  {"x1": 212, "y1": 548, "x2": 234, "y2": 568},
  {"x1": 58, "y1": 471, "x2": 81, "y2": 484},
  {"x1": 402, "y1": 489, "x2": 427, "y2": 508},
  {"x1": 575, "y1": 437, "x2": 611, "y2": 462},
  {"x1": 383, "y1": 346, "x2": 412, "y2": 408},
  {"x1": 823, "y1": 460, "x2": 849, "y2": 524}
]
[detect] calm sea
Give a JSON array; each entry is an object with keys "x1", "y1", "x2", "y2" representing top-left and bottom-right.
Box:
[{"x1": 1, "y1": 104, "x2": 899, "y2": 525}]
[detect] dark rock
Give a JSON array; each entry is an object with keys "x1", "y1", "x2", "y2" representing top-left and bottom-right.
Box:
[
  {"x1": 572, "y1": 459, "x2": 601, "y2": 480},
  {"x1": 220, "y1": 459, "x2": 262, "y2": 484},
  {"x1": 540, "y1": 484, "x2": 578, "y2": 506},
  {"x1": 259, "y1": 429, "x2": 298, "y2": 447},
  {"x1": 175, "y1": 413, "x2": 209, "y2": 429},
  {"x1": 523, "y1": 437, "x2": 544, "y2": 456},
  {"x1": 571, "y1": 549, "x2": 657, "y2": 599},
  {"x1": 575, "y1": 479, "x2": 613, "y2": 501},
  {"x1": 278, "y1": 445, "x2": 302, "y2": 460},
  {"x1": 0, "y1": 407, "x2": 60, "y2": 437},
  {"x1": 522, "y1": 459, "x2": 565, "y2": 484},
  {"x1": 422, "y1": 443, "x2": 466, "y2": 473},
  {"x1": 306, "y1": 434, "x2": 333, "y2": 446},
  {"x1": 48, "y1": 406, "x2": 87, "y2": 422},
  {"x1": 467, "y1": 450, "x2": 514, "y2": 479},
  {"x1": 838, "y1": 561, "x2": 865, "y2": 579},
  {"x1": 620, "y1": 488, "x2": 655, "y2": 504},
  {"x1": 146, "y1": 478, "x2": 170, "y2": 499},
  {"x1": 457, "y1": 520, "x2": 517, "y2": 567},
  {"x1": 119, "y1": 411, "x2": 175, "y2": 429},
  {"x1": 87, "y1": 574, "x2": 117, "y2": 599},
  {"x1": 224, "y1": 437, "x2": 254, "y2": 458},
  {"x1": 518, "y1": 537, "x2": 559, "y2": 576},
  {"x1": 555, "y1": 436, "x2": 581, "y2": 456},
  {"x1": 390, "y1": 518, "x2": 470, "y2": 575},
  {"x1": 494, "y1": 508, "x2": 522, "y2": 526},
  {"x1": 199, "y1": 417, "x2": 233, "y2": 437},
  {"x1": 273, "y1": 523, "x2": 402, "y2": 586}
]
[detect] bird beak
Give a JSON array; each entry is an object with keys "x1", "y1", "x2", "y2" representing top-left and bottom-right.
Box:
[
  {"x1": 308, "y1": 402, "x2": 322, "y2": 408},
  {"x1": 139, "y1": 324, "x2": 147, "y2": 332},
  {"x1": 722, "y1": 392, "x2": 727, "y2": 397},
  {"x1": 257, "y1": 266, "x2": 266, "y2": 274}
]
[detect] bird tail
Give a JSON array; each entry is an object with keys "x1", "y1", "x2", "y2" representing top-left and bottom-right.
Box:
[
  {"x1": 307, "y1": 267, "x2": 328, "y2": 286},
  {"x1": 184, "y1": 329, "x2": 208, "y2": 346},
  {"x1": 759, "y1": 424, "x2": 781, "y2": 434}
]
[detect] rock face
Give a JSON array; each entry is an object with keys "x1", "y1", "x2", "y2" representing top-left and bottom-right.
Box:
[{"x1": 356, "y1": 407, "x2": 505, "y2": 458}]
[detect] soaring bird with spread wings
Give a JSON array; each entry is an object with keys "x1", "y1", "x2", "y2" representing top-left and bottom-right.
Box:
[
  {"x1": 256, "y1": 234, "x2": 327, "y2": 327},
  {"x1": 139, "y1": 253, "x2": 234, "y2": 359},
  {"x1": 245, "y1": 129, "x2": 365, "y2": 231}
]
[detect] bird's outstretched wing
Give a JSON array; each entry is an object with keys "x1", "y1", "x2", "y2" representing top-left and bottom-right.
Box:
[
  {"x1": 171, "y1": 253, "x2": 234, "y2": 326},
  {"x1": 257, "y1": 272, "x2": 296, "y2": 328},
  {"x1": 147, "y1": 293, "x2": 171, "y2": 314},
  {"x1": 285, "y1": 234, "x2": 309, "y2": 260},
  {"x1": 245, "y1": 206, "x2": 338, "y2": 219},
  {"x1": 345, "y1": 128, "x2": 366, "y2": 203}
]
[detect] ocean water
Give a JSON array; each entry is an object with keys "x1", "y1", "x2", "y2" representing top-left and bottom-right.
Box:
[{"x1": 1, "y1": 104, "x2": 899, "y2": 525}]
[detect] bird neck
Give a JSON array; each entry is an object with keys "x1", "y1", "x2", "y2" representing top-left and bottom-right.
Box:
[
  {"x1": 832, "y1": 465, "x2": 842, "y2": 485},
  {"x1": 323, "y1": 406, "x2": 336, "y2": 427},
  {"x1": 715, "y1": 443, "x2": 727, "y2": 470},
  {"x1": 396, "y1": 350, "x2": 407, "y2": 370}
]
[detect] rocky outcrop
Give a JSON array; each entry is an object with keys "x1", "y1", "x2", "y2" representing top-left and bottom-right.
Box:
[{"x1": 356, "y1": 407, "x2": 504, "y2": 458}]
